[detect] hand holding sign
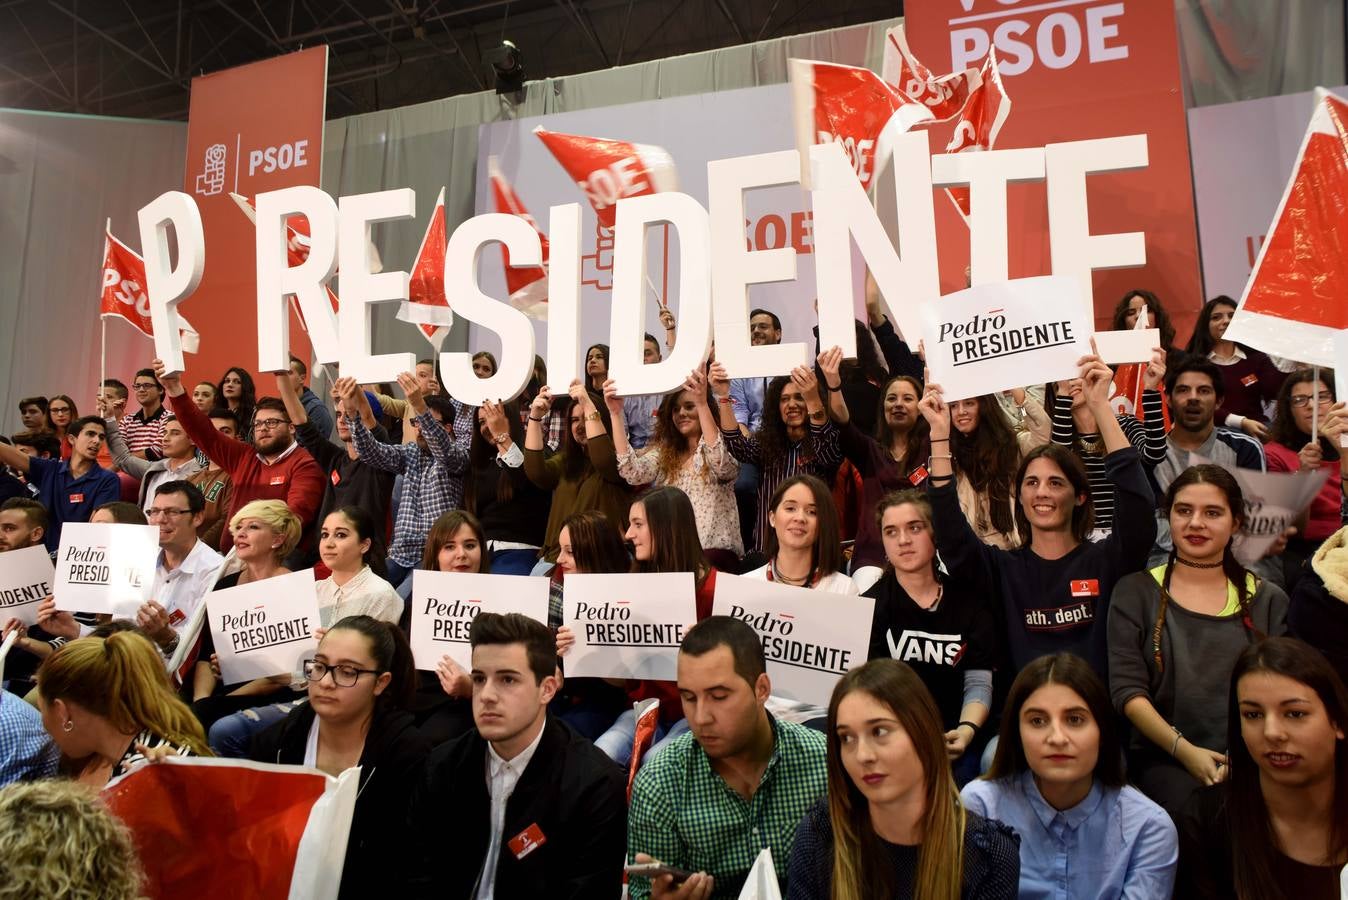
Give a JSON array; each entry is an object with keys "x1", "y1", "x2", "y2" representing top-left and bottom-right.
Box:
[
  {"x1": 409, "y1": 572, "x2": 550, "y2": 672},
  {"x1": 53, "y1": 523, "x2": 159, "y2": 618},
  {"x1": 0, "y1": 545, "x2": 55, "y2": 627},
  {"x1": 208, "y1": 569, "x2": 321, "y2": 685},
  {"x1": 1143, "y1": 347, "x2": 1167, "y2": 391}
]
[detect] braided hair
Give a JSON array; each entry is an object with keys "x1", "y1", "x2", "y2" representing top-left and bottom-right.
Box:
[{"x1": 1152, "y1": 464, "x2": 1262, "y2": 672}]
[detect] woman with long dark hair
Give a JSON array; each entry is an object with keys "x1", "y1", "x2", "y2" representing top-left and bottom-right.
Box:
[
  {"x1": 46, "y1": 394, "x2": 77, "y2": 460},
  {"x1": 1264, "y1": 369, "x2": 1346, "y2": 589},
  {"x1": 1177, "y1": 637, "x2": 1348, "y2": 898},
  {"x1": 1185, "y1": 296, "x2": 1284, "y2": 440},
  {"x1": 251, "y1": 615, "x2": 429, "y2": 898},
  {"x1": 866, "y1": 490, "x2": 997, "y2": 785},
  {"x1": 963, "y1": 653, "x2": 1177, "y2": 899},
  {"x1": 590, "y1": 487, "x2": 718, "y2": 764},
  {"x1": 786, "y1": 659, "x2": 1020, "y2": 899},
  {"x1": 1046, "y1": 350, "x2": 1167, "y2": 535},
  {"x1": 1107, "y1": 464, "x2": 1289, "y2": 814},
  {"x1": 711, "y1": 352, "x2": 842, "y2": 554},
  {"x1": 525, "y1": 380, "x2": 632, "y2": 565},
  {"x1": 922, "y1": 353, "x2": 1156, "y2": 678},
  {"x1": 1111, "y1": 290, "x2": 1180, "y2": 358},
  {"x1": 743, "y1": 474, "x2": 858, "y2": 595},
  {"x1": 584, "y1": 343, "x2": 609, "y2": 393},
  {"x1": 467, "y1": 399, "x2": 550, "y2": 575},
  {"x1": 821, "y1": 344, "x2": 930, "y2": 582},
  {"x1": 948, "y1": 391, "x2": 1048, "y2": 548},
  {"x1": 549, "y1": 510, "x2": 633, "y2": 739},
  {"x1": 216, "y1": 367, "x2": 257, "y2": 442},
  {"x1": 609, "y1": 368, "x2": 742, "y2": 569}
]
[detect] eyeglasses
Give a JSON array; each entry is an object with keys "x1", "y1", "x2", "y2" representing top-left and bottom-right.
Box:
[
  {"x1": 147, "y1": 508, "x2": 192, "y2": 520},
  {"x1": 252, "y1": 418, "x2": 289, "y2": 431},
  {"x1": 303, "y1": 659, "x2": 379, "y2": 687},
  {"x1": 133, "y1": 382, "x2": 159, "y2": 391},
  {"x1": 48, "y1": 406, "x2": 71, "y2": 415},
  {"x1": 1290, "y1": 393, "x2": 1333, "y2": 407}
]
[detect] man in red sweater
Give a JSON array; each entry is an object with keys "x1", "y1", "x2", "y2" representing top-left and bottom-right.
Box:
[{"x1": 154, "y1": 359, "x2": 325, "y2": 554}]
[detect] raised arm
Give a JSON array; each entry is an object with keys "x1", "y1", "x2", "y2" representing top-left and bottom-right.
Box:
[
  {"x1": 602, "y1": 379, "x2": 633, "y2": 460},
  {"x1": 273, "y1": 370, "x2": 308, "y2": 426},
  {"x1": 155, "y1": 359, "x2": 248, "y2": 471},
  {"x1": 338, "y1": 377, "x2": 407, "y2": 474},
  {"x1": 101, "y1": 396, "x2": 151, "y2": 478},
  {"x1": 918, "y1": 377, "x2": 999, "y2": 581},
  {"x1": 819, "y1": 346, "x2": 849, "y2": 424}
]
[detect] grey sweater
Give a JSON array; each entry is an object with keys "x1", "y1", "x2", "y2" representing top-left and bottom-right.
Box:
[{"x1": 1107, "y1": 569, "x2": 1288, "y2": 753}]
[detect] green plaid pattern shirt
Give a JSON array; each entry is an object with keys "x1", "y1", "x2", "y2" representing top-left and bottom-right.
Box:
[{"x1": 627, "y1": 715, "x2": 827, "y2": 900}]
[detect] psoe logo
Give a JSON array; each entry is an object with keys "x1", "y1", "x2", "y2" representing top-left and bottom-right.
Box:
[{"x1": 195, "y1": 143, "x2": 227, "y2": 196}]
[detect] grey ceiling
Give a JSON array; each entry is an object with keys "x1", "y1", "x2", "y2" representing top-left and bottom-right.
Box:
[{"x1": 0, "y1": 0, "x2": 902, "y2": 120}]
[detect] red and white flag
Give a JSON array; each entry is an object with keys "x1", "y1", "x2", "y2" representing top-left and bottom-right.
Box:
[
  {"x1": 940, "y1": 51, "x2": 1012, "y2": 219},
  {"x1": 881, "y1": 24, "x2": 975, "y2": 120},
  {"x1": 1222, "y1": 90, "x2": 1348, "y2": 366},
  {"x1": 103, "y1": 757, "x2": 359, "y2": 900},
  {"x1": 533, "y1": 126, "x2": 678, "y2": 230},
  {"x1": 395, "y1": 186, "x2": 455, "y2": 347},
  {"x1": 787, "y1": 58, "x2": 935, "y2": 191},
  {"x1": 490, "y1": 157, "x2": 551, "y2": 319},
  {"x1": 229, "y1": 192, "x2": 341, "y2": 318},
  {"x1": 101, "y1": 229, "x2": 200, "y2": 352}
]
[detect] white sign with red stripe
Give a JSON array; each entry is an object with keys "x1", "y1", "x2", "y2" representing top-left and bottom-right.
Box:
[{"x1": 562, "y1": 572, "x2": 696, "y2": 681}]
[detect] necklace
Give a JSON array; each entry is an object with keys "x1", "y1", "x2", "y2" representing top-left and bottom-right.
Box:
[
  {"x1": 1076, "y1": 432, "x2": 1104, "y2": 455},
  {"x1": 1175, "y1": 555, "x2": 1223, "y2": 570},
  {"x1": 770, "y1": 560, "x2": 812, "y2": 586}
]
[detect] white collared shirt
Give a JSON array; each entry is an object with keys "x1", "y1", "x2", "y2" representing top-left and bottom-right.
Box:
[
  {"x1": 154, "y1": 539, "x2": 224, "y2": 640},
  {"x1": 475, "y1": 723, "x2": 546, "y2": 900}
]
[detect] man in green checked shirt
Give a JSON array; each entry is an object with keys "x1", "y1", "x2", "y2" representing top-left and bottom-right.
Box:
[{"x1": 628, "y1": 616, "x2": 827, "y2": 899}]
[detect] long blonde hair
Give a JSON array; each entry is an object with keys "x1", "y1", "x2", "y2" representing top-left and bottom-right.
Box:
[
  {"x1": 38, "y1": 631, "x2": 210, "y2": 756},
  {"x1": 826, "y1": 659, "x2": 965, "y2": 900}
]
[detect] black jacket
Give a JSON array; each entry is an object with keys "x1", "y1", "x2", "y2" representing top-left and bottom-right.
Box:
[
  {"x1": 249, "y1": 701, "x2": 430, "y2": 899},
  {"x1": 404, "y1": 715, "x2": 627, "y2": 898}
]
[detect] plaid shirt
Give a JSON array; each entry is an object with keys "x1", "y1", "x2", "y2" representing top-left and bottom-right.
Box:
[
  {"x1": 627, "y1": 715, "x2": 826, "y2": 900},
  {"x1": 350, "y1": 408, "x2": 469, "y2": 568},
  {"x1": 518, "y1": 402, "x2": 565, "y2": 452},
  {"x1": 1, "y1": 691, "x2": 60, "y2": 785}
]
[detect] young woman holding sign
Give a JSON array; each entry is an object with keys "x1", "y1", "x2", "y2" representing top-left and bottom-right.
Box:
[
  {"x1": 1107, "y1": 464, "x2": 1288, "y2": 815},
  {"x1": 1177, "y1": 637, "x2": 1348, "y2": 899},
  {"x1": 190, "y1": 500, "x2": 302, "y2": 746},
  {"x1": 251, "y1": 615, "x2": 429, "y2": 899},
  {"x1": 820, "y1": 345, "x2": 930, "y2": 585},
  {"x1": 588, "y1": 487, "x2": 718, "y2": 765},
  {"x1": 962, "y1": 653, "x2": 1178, "y2": 899},
  {"x1": 38, "y1": 630, "x2": 209, "y2": 786},
  {"x1": 786, "y1": 659, "x2": 1021, "y2": 899},
  {"x1": 206, "y1": 506, "x2": 404, "y2": 756},
  {"x1": 920, "y1": 352, "x2": 1156, "y2": 679},
  {"x1": 607, "y1": 368, "x2": 742, "y2": 570},
  {"x1": 467, "y1": 400, "x2": 550, "y2": 575},
  {"x1": 864, "y1": 490, "x2": 997, "y2": 785}
]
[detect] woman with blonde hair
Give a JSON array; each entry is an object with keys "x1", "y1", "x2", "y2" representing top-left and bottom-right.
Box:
[
  {"x1": 38, "y1": 630, "x2": 209, "y2": 786},
  {"x1": 787, "y1": 658, "x2": 1019, "y2": 899},
  {"x1": 191, "y1": 499, "x2": 302, "y2": 743},
  {"x1": 0, "y1": 779, "x2": 145, "y2": 900}
]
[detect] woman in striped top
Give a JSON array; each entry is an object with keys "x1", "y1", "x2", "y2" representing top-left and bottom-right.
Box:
[
  {"x1": 711, "y1": 351, "x2": 842, "y2": 554},
  {"x1": 38, "y1": 631, "x2": 208, "y2": 785},
  {"x1": 1049, "y1": 346, "x2": 1168, "y2": 535}
]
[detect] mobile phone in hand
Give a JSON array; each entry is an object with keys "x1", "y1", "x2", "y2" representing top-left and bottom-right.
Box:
[{"x1": 624, "y1": 862, "x2": 693, "y2": 885}]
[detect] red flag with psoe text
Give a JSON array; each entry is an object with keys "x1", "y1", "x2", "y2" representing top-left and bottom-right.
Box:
[
  {"x1": 1223, "y1": 90, "x2": 1348, "y2": 366},
  {"x1": 533, "y1": 126, "x2": 678, "y2": 230},
  {"x1": 881, "y1": 24, "x2": 974, "y2": 120},
  {"x1": 490, "y1": 157, "x2": 550, "y2": 319},
  {"x1": 101, "y1": 230, "x2": 200, "y2": 352},
  {"x1": 788, "y1": 58, "x2": 935, "y2": 191},
  {"x1": 940, "y1": 52, "x2": 1012, "y2": 219},
  {"x1": 103, "y1": 757, "x2": 358, "y2": 900},
  {"x1": 396, "y1": 186, "x2": 454, "y2": 347}
]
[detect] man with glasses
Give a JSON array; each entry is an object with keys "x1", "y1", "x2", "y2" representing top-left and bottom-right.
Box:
[
  {"x1": 136, "y1": 482, "x2": 223, "y2": 658},
  {"x1": 120, "y1": 368, "x2": 170, "y2": 460},
  {"x1": 156, "y1": 360, "x2": 324, "y2": 553}
]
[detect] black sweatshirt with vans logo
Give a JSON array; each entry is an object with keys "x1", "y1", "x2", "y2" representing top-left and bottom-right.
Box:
[{"x1": 929, "y1": 447, "x2": 1155, "y2": 677}]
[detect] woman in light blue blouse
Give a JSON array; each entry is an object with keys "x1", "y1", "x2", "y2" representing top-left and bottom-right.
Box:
[{"x1": 961, "y1": 653, "x2": 1178, "y2": 900}]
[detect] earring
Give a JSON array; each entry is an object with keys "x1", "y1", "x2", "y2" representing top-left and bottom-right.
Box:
[{"x1": 62, "y1": 720, "x2": 74, "y2": 733}]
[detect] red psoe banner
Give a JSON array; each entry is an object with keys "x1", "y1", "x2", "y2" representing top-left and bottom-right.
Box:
[
  {"x1": 101, "y1": 229, "x2": 200, "y2": 351},
  {"x1": 904, "y1": 1, "x2": 1201, "y2": 332},
  {"x1": 180, "y1": 47, "x2": 328, "y2": 386},
  {"x1": 1222, "y1": 91, "x2": 1348, "y2": 366}
]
